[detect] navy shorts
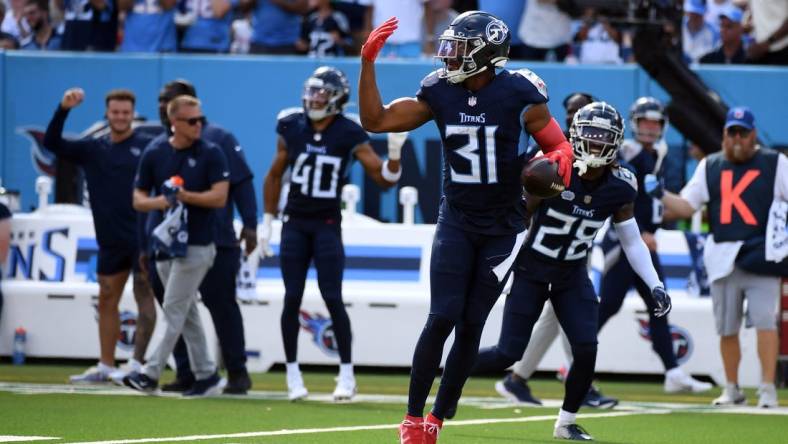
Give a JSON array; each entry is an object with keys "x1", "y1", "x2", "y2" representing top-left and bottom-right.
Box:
[
  {"x1": 97, "y1": 246, "x2": 140, "y2": 275},
  {"x1": 496, "y1": 257, "x2": 599, "y2": 359},
  {"x1": 429, "y1": 219, "x2": 525, "y2": 325}
]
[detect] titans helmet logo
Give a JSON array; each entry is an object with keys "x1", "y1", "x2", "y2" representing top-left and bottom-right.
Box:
[
  {"x1": 638, "y1": 319, "x2": 693, "y2": 364},
  {"x1": 299, "y1": 310, "x2": 339, "y2": 357},
  {"x1": 485, "y1": 20, "x2": 509, "y2": 45}
]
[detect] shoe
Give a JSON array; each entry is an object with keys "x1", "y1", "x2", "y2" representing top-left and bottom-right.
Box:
[
  {"x1": 69, "y1": 363, "x2": 115, "y2": 384},
  {"x1": 161, "y1": 377, "x2": 195, "y2": 392},
  {"x1": 287, "y1": 373, "x2": 308, "y2": 401},
  {"x1": 582, "y1": 385, "x2": 618, "y2": 409},
  {"x1": 123, "y1": 372, "x2": 158, "y2": 394},
  {"x1": 109, "y1": 359, "x2": 143, "y2": 386},
  {"x1": 664, "y1": 368, "x2": 713, "y2": 393},
  {"x1": 398, "y1": 415, "x2": 423, "y2": 444},
  {"x1": 444, "y1": 403, "x2": 458, "y2": 420},
  {"x1": 712, "y1": 384, "x2": 746, "y2": 406},
  {"x1": 333, "y1": 375, "x2": 357, "y2": 401},
  {"x1": 224, "y1": 371, "x2": 252, "y2": 395},
  {"x1": 554, "y1": 423, "x2": 594, "y2": 441},
  {"x1": 495, "y1": 374, "x2": 542, "y2": 405},
  {"x1": 423, "y1": 412, "x2": 442, "y2": 444},
  {"x1": 183, "y1": 372, "x2": 225, "y2": 397},
  {"x1": 757, "y1": 384, "x2": 779, "y2": 408}
]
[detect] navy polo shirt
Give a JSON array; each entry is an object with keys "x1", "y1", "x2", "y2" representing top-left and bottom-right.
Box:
[{"x1": 135, "y1": 138, "x2": 230, "y2": 246}]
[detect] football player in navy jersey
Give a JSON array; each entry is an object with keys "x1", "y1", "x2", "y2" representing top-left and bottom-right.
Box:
[
  {"x1": 472, "y1": 102, "x2": 672, "y2": 441},
  {"x1": 358, "y1": 11, "x2": 575, "y2": 444},
  {"x1": 597, "y1": 97, "x2": 712, "y2": 394},
  {"x1": 261, "y1": 66, "x2": 402, "y2": 402}
]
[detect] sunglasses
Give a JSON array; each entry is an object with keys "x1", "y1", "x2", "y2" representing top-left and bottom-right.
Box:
[
  {"x1": 177, "y1": 116, "x2": 207, "y2": 126},
  {"x1": 726, "y1": 126, "x2": 751, "y2": 137}
]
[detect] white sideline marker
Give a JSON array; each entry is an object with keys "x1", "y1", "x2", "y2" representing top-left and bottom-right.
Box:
[
  {"x1": 0, "y1": 437, "x2": 60, "y2": 443},
  {"x1": 66, "y1": 411, "x2": 659, "y2": 444}
]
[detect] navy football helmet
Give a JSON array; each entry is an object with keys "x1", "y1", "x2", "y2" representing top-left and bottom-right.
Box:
[
  {"x1": 570, "y1": 102, "x2": 625, "y2": 169},
  {"x1": 303, "y1": 66, "x2": 350, "y2": 121},
  {"x1": 435, "y1": 11, "x2": 511, "y2": 84},
  {"x1": 629, "y1": 96, "x2": 667, "y2": 143}
]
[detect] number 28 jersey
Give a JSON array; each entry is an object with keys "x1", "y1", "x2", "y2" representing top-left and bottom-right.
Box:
[
  {"x1": 417, "y1": 68, "x2": 549, "y2": 235},
  {"x1": 522, "y1": 165, "x2": 638, "y2": 273},
  {"x1": 277, "y1": 109, "x2": 369, "y2": 219}
]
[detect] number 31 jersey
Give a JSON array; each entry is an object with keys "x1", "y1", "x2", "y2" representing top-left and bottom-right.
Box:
[
  {"x1": 277, "y1": 109, "x2": 369, "y2": 219},
  {"x1": 522, "y1": 165, "x2": 638, "y2": 274},
  {"x1": 417, "y1": 68, "x2": 549, "y2": 235}
]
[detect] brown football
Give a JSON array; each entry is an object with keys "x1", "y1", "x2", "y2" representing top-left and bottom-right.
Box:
[{"x1": 521, "y1": 157, "x2": 565, "y2": 198}]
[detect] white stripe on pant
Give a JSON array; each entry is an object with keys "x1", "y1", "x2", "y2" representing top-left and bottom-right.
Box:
[{"x1": 144, "y1": 244, "x2": 217, "y2": 381}]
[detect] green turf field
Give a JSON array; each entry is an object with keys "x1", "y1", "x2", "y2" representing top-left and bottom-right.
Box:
[{"x1": 1, "y1": 364, "x2": 787, "y2": 443}]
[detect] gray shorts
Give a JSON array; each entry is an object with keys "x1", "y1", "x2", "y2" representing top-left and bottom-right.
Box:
[{"x1": 711, "y1": 266, "x2": 781, "y2": 336}]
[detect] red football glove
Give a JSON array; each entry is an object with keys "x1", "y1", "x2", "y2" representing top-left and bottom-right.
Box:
[
  {"x1": 361, "y1": 17, "x2": 398, "y2": 62},
  {"x1": 543, "y1": 143, "x2": 573, "y2": 188}
]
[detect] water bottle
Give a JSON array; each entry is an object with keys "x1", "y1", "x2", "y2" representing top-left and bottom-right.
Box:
[{"x1": 13, "y1": 327, "x2": 26, "y2": 365}]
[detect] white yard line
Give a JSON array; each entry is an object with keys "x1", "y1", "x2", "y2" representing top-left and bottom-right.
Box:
[
  {"x1": 0, "y1": 437, "x2": 60, "y2": 443},
  {"x1": 65, "y1": 411, "x2": 659, "y2": 444}
]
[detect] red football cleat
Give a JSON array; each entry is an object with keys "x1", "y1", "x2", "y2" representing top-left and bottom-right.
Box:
[
  {"x1": 423, "y1": 412, "x2": 443, "y2": 444},
  {"x1": 399, "y1": 415, "x2": 424, "y2": 444}
]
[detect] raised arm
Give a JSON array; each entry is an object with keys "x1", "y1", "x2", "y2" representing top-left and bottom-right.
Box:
[
  {"x1": 354, "y1": 142, "x2": 401, "y2": 188},
  {"x1": 358, "y1": 17, "x2": 432, "y2": 133},
  {"x1": 43, "y1": 88, "x2": 93, "y2": 162}
]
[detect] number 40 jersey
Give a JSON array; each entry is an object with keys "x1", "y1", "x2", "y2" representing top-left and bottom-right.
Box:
[
  {"x1": 276, "y1": 109, "x2": 369, "y2": 219},
  {"x1": 522, "y1": 165, "x2": 638, "y2": 272}
]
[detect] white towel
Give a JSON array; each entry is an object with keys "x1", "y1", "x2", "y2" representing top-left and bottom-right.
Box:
[
  {"x1": 765, "y1": 199, "x2": 788, "y2": 263},
  {"x1": 152, "y1": 203, "x2": 188, "y2": 257},
  {"x1": 703, "y1": 234, "x2": 743, "y2": 283},
  {"x1": 236, "y1": 249, "x2": 261, "y2": 302}
]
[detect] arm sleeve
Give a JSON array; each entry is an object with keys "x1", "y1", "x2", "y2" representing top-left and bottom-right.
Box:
[
  {"x1": 207, "y1": 145, "x2": 230, "y2": 185},
  {"x1": 614, "y1": 217, "x2": 663, "y2": 291},
  {"x1": 232, "y1": 178, "x2": 258, "y2": 230},
  {"x1": 43, "y1": 105, "x2": 91, "y2": 163},
  {"x1": 134, "y1": 148, "x2": 155, "y2": 192},
  {"x1": 222, "y1": 132, "x2": 253, "y2": 186},
  {"x1": 679, "y1": 158, "x2": 709, "y2": 211},
  {"x1": 775, "y1": 153, "x2": 788, "y2": 201}
]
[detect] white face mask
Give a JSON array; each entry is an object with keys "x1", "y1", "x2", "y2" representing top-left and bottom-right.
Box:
[{"x1": 307, "y1": 107, "x2": 329, "y2": 121}]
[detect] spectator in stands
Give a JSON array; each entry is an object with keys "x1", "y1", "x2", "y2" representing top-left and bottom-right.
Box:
[
  {"x1": 20, "y1": 0, "x2": 61, "y2": 50},
  {"x1": 0, "y1": 199, "x2": 9, "y2": 320},
  {"x1": 1, "y1": 0, "x2": 31, "y2": 41},
  {"x1": 747, "y1": 0, "x2": 788, "y2": 65},
  {"x1": 119, "y1": 0, "x2": 177, "y2": 52},
  {"x1": 423, "y1": 0, "x2": 457, "y2": 56},
  {"x1": 659, "y1": 107, "x2": 787, "y2": 408},
  {"x1": 60, "y1": 0, "x2": 118, "y2": 51},
  {"x1": 248, "y1": 0, "x2": 309, "y2": 55},
  {"x1": 705, "y1": 0, "x2": 733, "y2": 31},
  {"x1": 574, "y1": 6, "x2": 622, "y2": 64},
  {"x1": 179, "y1": 0, "x2": 235, "y2": 53},
  {"x1": 0, "y1": 1, "x2": 20, "y2": 48},
  {"x1": 518, "y1": 0, "x2": 572, "y2": 61},
  {"x1": 331, "y1": 0, "x2": 371, "y2": 55},
  {"x1": 296, "y1": 0, "x2": 351, "y2": 57},
  {"x1": 126, "y1": 95, "x2": 229, "y2": 396},
  {"x1": 367, "y1": 0, "x2": 428, "y2": 58},
  {"x1": 478, "y1": 0, "x2": 526, "y2": 58},
  {"x1": 700, "y1": 6, "x2": 747, "y2": 64},
  {"x1": 682, "y1": 0, "x2": 719, "y2": 64},
  {"x1": 44, "y1": 88, "x2": 159, "y2": 384},
  {"x1": 230, "y1": 5, "x2": 253, "y2": 54}
]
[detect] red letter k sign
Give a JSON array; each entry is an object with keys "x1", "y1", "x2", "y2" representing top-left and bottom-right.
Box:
[{"x1": 720, "y1": 170, "x2": 759, "y2": 225}]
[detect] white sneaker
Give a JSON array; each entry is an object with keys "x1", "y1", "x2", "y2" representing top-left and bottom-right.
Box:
[
  {"x1": 109, "y1": 359, "x2": 143, "y2": 386},
  {"x1": 287, "y1": 374, "x2": 308, "y2": 401},
  {"x1": 332, "y1": 375, "x2": 357, "y2": 401},
  {"x1": 553, "y1": 423, "x2": 594, "y2": 441},
  {"x1": 664, "y1": 368, "x2": 713, "y2": 393},
  {"x1": 712, "y1": 384, "x2": 746, "y2": 406},
  {"x1": 69, "y1": 363, "x2": 115, "y2": 384},
  {"x1": 757, "y1": 384, "x2": 779, "y2": 408}
]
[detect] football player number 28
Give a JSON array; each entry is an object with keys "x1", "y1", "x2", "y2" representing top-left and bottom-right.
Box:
[
  {"x1": 446, "y1": 125, "x2": 499, "y2": 184},
  {"x1": 532, "y1": 208, "x2": 606, "y2": 261},
  {"x1": 291, "y1": 153, "x2": 342, "y2": 198}
]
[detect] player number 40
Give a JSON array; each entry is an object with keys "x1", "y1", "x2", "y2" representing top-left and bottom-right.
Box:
[
  {"x1": 446, "y1": 125, "x2": 499, "y2": 184},
  {"x1": 291, "y1": 153, "x2": 342, "y2": 198}
]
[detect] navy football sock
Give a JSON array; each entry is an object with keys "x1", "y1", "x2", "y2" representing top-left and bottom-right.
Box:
[
  {"x1": 647, "y1": 313, "x2": 678, "y2": 370},
  {"x1": 562, "y1": 342, "x2": 598, "y2": 413},
  {"x1": 281, "y1": 296, "x2": 303, "y2": 363},
  {"x1": 407, "y1": 314, "x2": 454, "y2": 417},
  {"x1": 472, "y1": 346, "x2": 520, "y2": 375},
  {"x1": 432, "y1": 322, "x2": 485, "y2": 419},
  {"x1": 324, "y1": 299, "x2": 353, "y2": 364}
]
